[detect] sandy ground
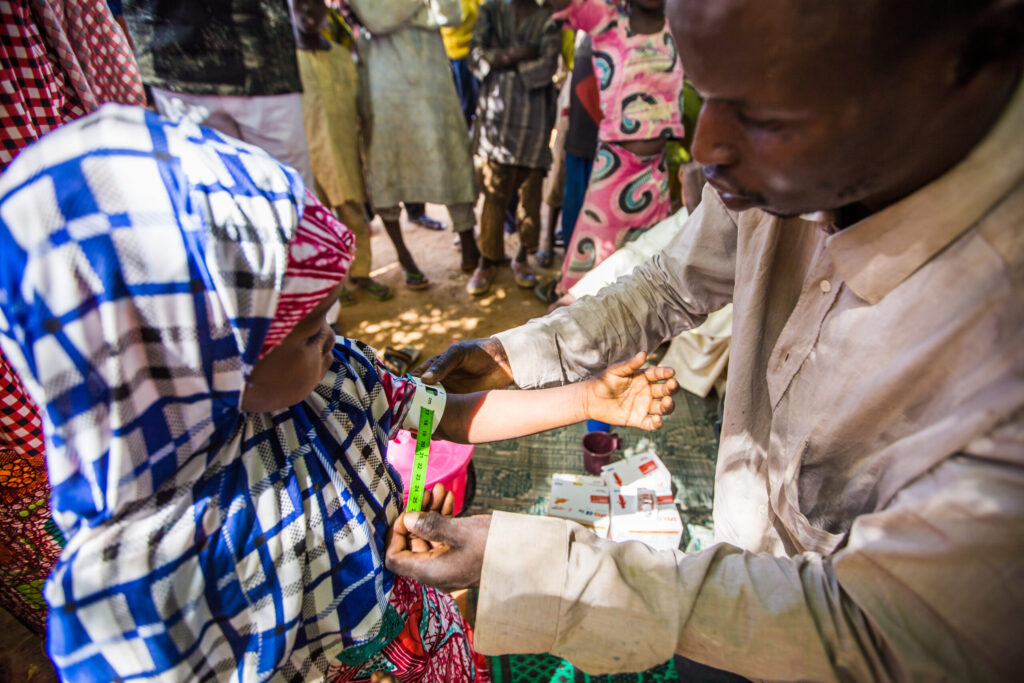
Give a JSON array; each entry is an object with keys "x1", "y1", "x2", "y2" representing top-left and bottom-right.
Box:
[{"x1": 337, "y1": 204, "x2": 561, "y2": 366}]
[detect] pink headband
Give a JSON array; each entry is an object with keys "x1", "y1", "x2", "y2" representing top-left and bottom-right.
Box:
[{"x1": 260, "y1": 192, "x2": 355, "y2": 357}]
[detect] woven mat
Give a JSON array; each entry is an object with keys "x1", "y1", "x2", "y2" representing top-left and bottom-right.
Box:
[{"x1": 465, "y1": 388, "x2": 720, "y2": 537}]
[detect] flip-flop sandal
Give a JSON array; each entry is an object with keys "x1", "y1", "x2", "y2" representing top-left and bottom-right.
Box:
[
  {"x1": 377, "y1": 345, "x2": 421, "y2": 376},
  {"x1": 354, "y1": 278, "x2": 394, "y2": 302},
  {"x1": 534, "y1": 278, "x2": 561, "y2": 305},
  {"x1": 404, "y1": 270, "x2": 430, "y2": 290},
  {"x1": 412, "y1": 216, "x2": 446, "y2": 231},
  {"x1": 533, "y1": 250, "x2": 554, "y2": 268}
]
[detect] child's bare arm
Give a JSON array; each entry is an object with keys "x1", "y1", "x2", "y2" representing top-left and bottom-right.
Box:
[{"x1": 434, "y1": 353, "x2": 678, "y2": 443}]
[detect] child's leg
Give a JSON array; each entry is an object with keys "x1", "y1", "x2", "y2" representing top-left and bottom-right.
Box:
[
  {"x1": 515, "y1": 167, "x2": 545, "y2": 261},
  {"x1": 477, "y1": 159, "x2": 519, "y2": 266},
  {"x1": 375, "y1": 205, "x2": 428, "y2": 288}
]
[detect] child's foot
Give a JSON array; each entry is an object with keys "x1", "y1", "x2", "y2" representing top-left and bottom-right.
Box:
[
  {"x1": 404, "y1": 270, "x2": 430, "y2": 290},
  {"x1": 511, "y1": 259, "x2": 537, "y2": 288},
  {"x1": 466, "y1": 265, "x2": 496, "y2": 296},
  {"x1": 411, "y1": 215, "x2": 446, "y2": 231}
]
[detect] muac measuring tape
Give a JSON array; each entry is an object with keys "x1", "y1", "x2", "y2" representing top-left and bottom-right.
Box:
[{"x1": 401, "y1": 380, "x2": 446, "y2": 512}]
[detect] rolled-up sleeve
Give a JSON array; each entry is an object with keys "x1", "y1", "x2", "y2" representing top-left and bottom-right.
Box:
[
  {"x1": 475, "y1": 441, "x2": 1024, "y2": 680},
  {"x1": 469, "y1": 3, "x2": 498, "y2": 81},
  {"x1": 496, "y1": 186, "x2": 738, "y2": 388}
]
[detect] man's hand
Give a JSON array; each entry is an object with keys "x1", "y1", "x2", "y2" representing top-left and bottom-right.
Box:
[
  {"x1": 415, "y1": 338, "x2": 514, "y2": 393},
  {"x1": 408, "y1": 483, "x2": 455, "y2": 553},
  {"x1": 585, "y1": 352, "x2": 678, "y2": 431},
  {"x1": 493, "y1": 44, "x2": 539, "y2": 69},
  {"x1": 386, "y1": 512, "x2": 492, "y2": 594}
]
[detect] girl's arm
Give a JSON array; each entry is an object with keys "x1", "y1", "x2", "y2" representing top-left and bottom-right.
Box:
[{"x1": 434, "y1": 353, "x2": 678, "y2": 443}]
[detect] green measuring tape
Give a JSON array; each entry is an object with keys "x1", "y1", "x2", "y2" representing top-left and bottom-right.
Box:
[{"x1": 405, "y1": 405, "x2": 435, "y2": 512}]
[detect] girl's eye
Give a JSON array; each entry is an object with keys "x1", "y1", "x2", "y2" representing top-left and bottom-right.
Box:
[{"x1": 306, "y1": 326, "x2": 327, "y2": 346}]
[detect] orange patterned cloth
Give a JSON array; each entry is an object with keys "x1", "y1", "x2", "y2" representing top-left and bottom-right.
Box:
[{"x1": 0, "y1": 348, "x2": 62, "y2": 635}]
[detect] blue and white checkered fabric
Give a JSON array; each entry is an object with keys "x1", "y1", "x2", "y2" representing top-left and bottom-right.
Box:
[{"x1": 0, "y1": 106, "x2": 407, "y2": 682}]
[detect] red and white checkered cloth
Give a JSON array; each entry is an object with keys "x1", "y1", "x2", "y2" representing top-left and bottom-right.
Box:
[
  {"x1": 0, "y1": 346, "x2": 44, "y2": 461},
  {"x1": 0, "y1": 0, "x2": 144, "y2": 169}
]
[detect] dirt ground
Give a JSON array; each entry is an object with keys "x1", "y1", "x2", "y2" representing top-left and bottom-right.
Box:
[{"x1": 336, "y1": 204, "x2": 560, "y2": 367}]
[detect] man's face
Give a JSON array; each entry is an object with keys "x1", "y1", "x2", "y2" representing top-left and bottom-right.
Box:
[
  {"x1": 668, "y1": 0, "x2": 961, "y2": 217},
  {"x1": 291, "y1": 0, "x2": 327, "y2": 35}
]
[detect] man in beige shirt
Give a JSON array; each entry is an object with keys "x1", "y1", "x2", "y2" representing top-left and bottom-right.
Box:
[{"x1": 387, "y1": 0, "x2": 1024, "y2": 679}]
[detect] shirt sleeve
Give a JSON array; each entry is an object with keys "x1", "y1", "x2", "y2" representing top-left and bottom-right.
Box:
[
  {"x1": 495, "y1": 185, "x2": 738, "y2": 389},
  {"x1": 475, "y1": 434, "x2": 1024, "y2": 680},
  {"x1": 552, "y1": 0, "x2": 619, "y2": 34},
  {"x1": 468, "y1": 1, "x2": 498, "y2": 81},
  {"x1": 515, "y1": 18, "x2": 562, "y2": 90}
]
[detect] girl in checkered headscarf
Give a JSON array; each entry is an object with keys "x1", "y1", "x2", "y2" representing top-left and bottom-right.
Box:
[
  {"x1": 0, "y1": 0, "x2": 145, "y2": 640},
  {"x1": 0, "y1": 105, "x2": 487, "y2": 683}
]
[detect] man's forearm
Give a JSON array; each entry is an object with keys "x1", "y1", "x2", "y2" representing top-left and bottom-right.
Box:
[{"x1": 497, "y1": 194, "x2": 738, "y2": 389}]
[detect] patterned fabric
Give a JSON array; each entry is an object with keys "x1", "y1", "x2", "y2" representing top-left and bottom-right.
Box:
[
  {"x1": 470, "y1": 0, "x2": 561, "y2": 169},
  {"x1": 0, "y1": 104, "x2": 442, "y2": 682},
  {"x1": 29, "y1": 0, "x2": 145, "y2": 110},
  {"x1": 0, "y1": 347, "x2": 64, "y2": 636},
  {"x1": 553, "y1": 0, "x2": 683, "y2": 144},
  {"x1": 488, "y1": 652, "x2": 677, "y2": 683},
  {"x1": 331, "y1": 576, "x2": 489, "y2": 682},
  {"x1": 261, "y1": 194, "x2": 356, "y2": 357},
  {"x1": 0, "y1": 0, "x2": 144, "y2": 170},
  {"x1": 560, "y1": 140, "x2": 671, "y2": 291},
  {"x1": 0, "y1": 0, "x2": 85, "y2": 168},
  {"x1": 121, "y1": 0, "x2": 303, "y2": 97}
]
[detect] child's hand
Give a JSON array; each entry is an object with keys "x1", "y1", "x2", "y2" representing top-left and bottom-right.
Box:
[
  {"x1": 585, "y1": 352, "x2": 679, "y2": 430},
  {"x1": 407, "y1": 483, "x2": 454, "y2": 553}
]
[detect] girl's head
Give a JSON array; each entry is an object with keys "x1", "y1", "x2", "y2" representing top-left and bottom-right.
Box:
[{"x1": 242, "y1": 200, "x2": 355, "y2": 413}]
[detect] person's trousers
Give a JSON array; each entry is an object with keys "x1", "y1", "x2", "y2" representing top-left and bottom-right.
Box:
[
  {"x1": 478, "y1": 159, "x2": 544, "y2": 263},
  {"x1": 449, "y1": 58, "x2": 479, "y2": 130},
  {"x1": 560, "y1": 151, "x2": 593, "y2": 246},
  {"x1": 151, "y1": 88, "x2": 314, "y2": 189},
  {"x1": 335, "y1": 201, "x2": 373, "y2": 279}
]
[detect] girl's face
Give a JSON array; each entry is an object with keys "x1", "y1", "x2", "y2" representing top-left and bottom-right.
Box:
[{"x1": 241, "y1": 283, "x2": 343, "y2": 413}]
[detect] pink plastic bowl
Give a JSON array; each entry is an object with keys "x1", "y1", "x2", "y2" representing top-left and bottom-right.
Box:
[{"x1": 388, "y1": 430, "x2": 475, "y2": 515}]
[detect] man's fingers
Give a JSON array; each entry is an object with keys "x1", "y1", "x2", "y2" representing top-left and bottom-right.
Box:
[
  {"x1": 404, "y1": 511, "x2": 457, "y2": 546},
  {"x1": 441, "y1": 490, "x2": 454, "y2": 517},
  {"x1": 642, "y1": 414, "x2": 664, "y2": 431},
  {"x1": 656, "y1": 395, "x2": 675, "y2": 416},
  {"x1": 651, "y1": 379, "x2": 679, "y2": 399},
  {"x1": 644, "y1": 365, "x2": 676, "y2": 382},
  {"x1": 411, "y1": 354, "x2": 436, "y2": 378}
]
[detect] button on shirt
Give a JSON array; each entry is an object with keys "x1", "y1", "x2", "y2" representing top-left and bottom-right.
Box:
[{"x1": 479, "y1": 82, "x2": 1024, "y2": 680}]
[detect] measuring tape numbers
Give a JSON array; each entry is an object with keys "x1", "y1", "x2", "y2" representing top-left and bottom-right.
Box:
[{"x1": 401, "y1": 381, "x2": 446, "y2": 512}]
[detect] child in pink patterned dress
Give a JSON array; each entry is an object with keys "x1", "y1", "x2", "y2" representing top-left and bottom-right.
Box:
[{"x1": 548, "y1": 0, "x2": 684, "y2": 295}]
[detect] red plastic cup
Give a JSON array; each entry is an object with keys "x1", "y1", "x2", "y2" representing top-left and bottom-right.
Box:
[{"x1": 582, "y1": 431, "x2": 621, "y2": 475}]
